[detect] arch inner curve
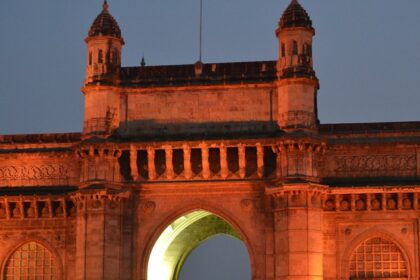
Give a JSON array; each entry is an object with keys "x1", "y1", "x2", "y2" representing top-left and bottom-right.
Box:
[{"x1": 147, "y1": 210, "x2": 249, "y2": 280}]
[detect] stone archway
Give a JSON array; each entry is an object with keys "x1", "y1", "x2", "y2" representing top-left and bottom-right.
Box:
[{"x1": 147, "y1": 210, "x2": 251, "y2": 280}]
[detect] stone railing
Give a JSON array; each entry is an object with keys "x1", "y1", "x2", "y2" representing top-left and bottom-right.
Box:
[
  {"x1": 0, "y1": 196, "x2": 75, "y2": 220},
  {"x1": 119, "y1": 140, "x2": 326, "y2": 182},
  {"x1": 323, "y1": 189, "x2": 420, "y2": 212}
]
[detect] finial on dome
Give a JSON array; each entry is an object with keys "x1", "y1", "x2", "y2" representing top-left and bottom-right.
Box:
[
  {"x1": 88, "y1": 0, "x2": 122, "y2": 39},
  {"x1": 140, "y1": 55, "x2": 146, "y2": 67},
  {"x1": 103, "y1": 0, "x2": 109, "y2": 10},
  {"x1": 278, "y1": 0, "x2": 313, "y2": 30}
]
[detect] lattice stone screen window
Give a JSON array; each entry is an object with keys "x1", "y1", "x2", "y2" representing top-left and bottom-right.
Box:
[
  {"x1": 3, "y1": 241, "x2": 59, "y2": 280},
  {"x1": 349, "y1": 237, "x2": 408, "y2": 279}
]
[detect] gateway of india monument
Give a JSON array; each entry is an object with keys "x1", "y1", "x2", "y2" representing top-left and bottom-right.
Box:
[{"x1": 0, "y1": 1, "x2": 419, "y2": 279}]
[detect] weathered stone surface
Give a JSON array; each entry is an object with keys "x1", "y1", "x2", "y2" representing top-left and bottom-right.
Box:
[{"x1": 0, "y1": 1, "x2": 419, "y2": 280}]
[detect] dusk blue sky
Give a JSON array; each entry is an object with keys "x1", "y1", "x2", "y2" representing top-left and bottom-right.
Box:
[
  {"x1": 0, "y1": 0, "x2": 419, "y2": 135},
  {"x1": 0, "y1": 1, "x2": 419, "y2": 278}
]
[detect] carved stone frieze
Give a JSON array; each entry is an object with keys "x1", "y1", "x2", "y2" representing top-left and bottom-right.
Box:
[
  {"x1": 0, "y1": 164, "x2": 75, "y2": 185},
  {"x1": 327, "y1": 154, "x2": 417, "y2": 177}
]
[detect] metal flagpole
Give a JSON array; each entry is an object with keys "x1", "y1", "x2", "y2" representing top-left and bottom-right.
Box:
[{"x1": 199, "y1": 0, "x2": 203, "y2": 62}]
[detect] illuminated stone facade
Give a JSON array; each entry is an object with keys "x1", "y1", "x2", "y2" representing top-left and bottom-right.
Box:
[{"x1": 0, "y1": 1, "x2": 419, "y2": 279}]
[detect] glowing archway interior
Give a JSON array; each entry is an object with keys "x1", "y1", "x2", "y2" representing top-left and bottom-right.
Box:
[{"x1": 148, "y1": 210, "x2": 244, "y2": 280}]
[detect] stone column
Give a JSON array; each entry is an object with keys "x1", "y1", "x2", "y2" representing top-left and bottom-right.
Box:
[
  {"x1": 256, "y1": 143, "x2": 264, "y2": 179},
  {"x1": 382, "y1": 193, "x2": 387, "y2": 211},
  {"x1": 269, "y1": 184, "x2": 326, "y2": 280},
  {"x1": 72, "y1": 190, "x2": 130, "y2": 280},
  {"x1": 238, "y1": 144, "x2": 246, "y2": 179},
  {"x1": 164, "y1": 146, "x2": 174, "y2": 180},
  {"x1": 398, "y1": 193, "x2": 403, "y2": 210},
  {"x1": 183, "y1": 144, "x2": 192, "y2": 179},
  {"x1": 200, "y1": 143, "x2": 210, "y2": 179},
  {"x1": 147, "y1": 146, "x2": 156, "y2": 180},
  {"x1": 220, "y1": 144, "x2": 228, "y2": 179},
  {"x1": 129, "y1": 145, "x2": 139, "y2": 181},
  {"x1": 273, "y1": 145, "x2": 283, "y2": 178}
]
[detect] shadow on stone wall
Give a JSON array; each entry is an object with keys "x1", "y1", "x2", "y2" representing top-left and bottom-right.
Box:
[{"x1": 117, "y1": 120, "x2": 282, "y2": 140}]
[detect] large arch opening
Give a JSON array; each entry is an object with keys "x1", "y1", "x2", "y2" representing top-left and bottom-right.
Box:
[{"x1": 147, "y1": 210, "x2": 252, "y2": 280}]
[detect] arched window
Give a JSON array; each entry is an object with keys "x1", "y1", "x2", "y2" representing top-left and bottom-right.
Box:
[
  {"x1": 281, "y1": 43, "x2": 286, "y2": 57},
  {"x1": 89, "y1": 52, "x2": 92, "y2": 66},
  {"x1": 303, "y1": 43, "x2": 312, "y2": 56},
  {"x1": 3, "y1": 242, "x2": 59, "y2": 280},
  {"x1": 349, "y1": 237, "x2": 408, "y2": 279},
  {"x1": 112, "y1": 49, "x2": 119, "y2": 65},
  {"x1": 98, "y1": 49, "x2": 103, "y2": 64},
  {"x1": 292, "y1": 41, "x2": 298, "y2": 55}
]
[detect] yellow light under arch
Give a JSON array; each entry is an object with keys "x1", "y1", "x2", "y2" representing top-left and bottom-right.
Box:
[{"x1": 147, "y1": 210, "x2": 245, "y2": 280}]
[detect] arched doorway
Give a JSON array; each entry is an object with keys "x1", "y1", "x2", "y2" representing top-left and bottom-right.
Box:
[{"x1": 147, "y1": 210, "x2": 252, "y2": 280}]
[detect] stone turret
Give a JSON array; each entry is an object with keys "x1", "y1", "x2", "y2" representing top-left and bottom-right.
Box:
[
  {"x1": 276, "y1": 0, "x2": 319, "y2": 132},
  {"x1": 85, "y1": 0, "x2": 124, "y2": 84},
  {"x1": 82, "y1": 1, "x2": 123, "y2": 136}
]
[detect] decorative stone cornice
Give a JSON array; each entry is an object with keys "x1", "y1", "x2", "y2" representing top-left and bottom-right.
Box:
[
  {"x1": 266, "y1": 183, "x2": 328, "y2": 210},
  {"x1": 70, "y1": 189, "x2": 131, "y2": 213}
]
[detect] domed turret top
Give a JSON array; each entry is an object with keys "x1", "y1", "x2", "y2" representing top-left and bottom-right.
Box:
[
  {"x1": 88, "y1": 1, "x2": 122, "y2": 39},
  {"x1": 279, "y1": 0, "x2": 313, "y2": 30}
]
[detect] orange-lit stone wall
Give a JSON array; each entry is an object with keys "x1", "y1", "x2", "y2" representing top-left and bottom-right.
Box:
[{"x1": 0, "y1": 127, "x2": 419, "y2": 279}]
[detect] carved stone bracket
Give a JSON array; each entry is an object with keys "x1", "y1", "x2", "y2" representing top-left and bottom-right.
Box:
[
  {"x1": 75, "y1": 144, "x2": 122, "y2": 183},
  {"x1": 271, "y1": 140, "x2": 327, "y2": 179},
  {"x1": 70, "y1": 189, "x2": 131, "y2": 213},
  {"x1": 267, "y1": 184, "x2": 328, "y2": 210}
]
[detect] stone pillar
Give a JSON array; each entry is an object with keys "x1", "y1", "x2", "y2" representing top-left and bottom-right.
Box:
[
  {"x1": 256, "y1": 143, "x2": 264, "y2": 179},
  {"x1": 274, "y1": 145, "x2": 283, "y2": 178},
  {"x1": 238, "y1": 144, "x2": 246, "y2": 179},
  {"x1": 164, "y1": 146, "x2": 174, "y2": 180},
  {"x1": 72, "y1": 190, "x2": 130, "y2": 280},
  {"x1": 220, "y1": 144, "x2": 228, "y2": 179},
  {"x1": 129, "y1": 145, "x2": 139, "y2": 181},
  {"x1": 200, "y1": 143, "x2": 210, "y2": 179},
  {"x1": 147, "y1": 146, "x2": 156, "y2": 180},
  {"x1": 4, "y1": 198, "x2": 10, "y2": 219},
  {"x1": 366, "y1": 193, "x2": 372, "y2": 211},
  {"x1": 269, "y1": 184, "x2": 326, "y2": 280},
  {"x1": 183, "y1": 144, "x2": 192, "y2": 179},
  {"x1": 398, "y1": 192, "x2": 403, "y2": 210},
  {"x1": 382, "y1": 193, "x2": 387, "y2": 211}
]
